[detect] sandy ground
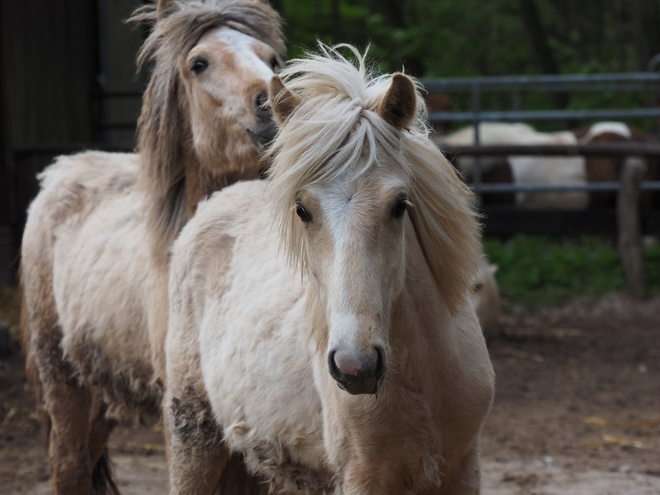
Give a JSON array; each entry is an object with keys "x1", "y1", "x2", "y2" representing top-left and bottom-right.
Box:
[{"x1": 1, "y1": 288, "x2": 659, "y2": 494}]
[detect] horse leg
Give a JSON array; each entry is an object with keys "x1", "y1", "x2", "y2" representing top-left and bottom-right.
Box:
[
  {"x1": 216, "y1": 454, "x2": 269, "y2": 495},
  {"x1": 438, "y1": 448, "x2": 481, "y2": 495},
  {"x1": 45, "y1": 375, "x2": 95, "y2": 494},
  {"x1": 88, "y1": 398, "x2": 119, "y2": 494},
  {"x1": 29, "y1": 313, "x2": 96, "y2": 492},
  {"x1": 166, "y1": 392, "x2": 228, "y2": 494}
]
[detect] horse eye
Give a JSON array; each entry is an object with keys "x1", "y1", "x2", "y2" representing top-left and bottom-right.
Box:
[
  {"x1": 392, "y1": 198, "x2": 408, "y2": 219},
  {"x1": 270, "y1": 56, "x2": 279, "y2": 71},
  {"x1": 473, "y1": 283, "x2": 484, "y2": 293},
  {"x1": 296, "y1": 202, "x2": 312, "y2": 223},
  {"x1": 190, "y1": 57, "x2": 209, "y2": 75}
]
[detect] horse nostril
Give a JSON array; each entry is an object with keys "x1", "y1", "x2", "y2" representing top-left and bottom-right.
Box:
[
  {"x1": 374, "y1": 346, "x2": 385, "y2": 382},
  {"x1": 333, "y1": 349, "x2": 361, "y2": 377},
  {"x1": 327, "y1": 350, "x2": 342, "y2": 385}
]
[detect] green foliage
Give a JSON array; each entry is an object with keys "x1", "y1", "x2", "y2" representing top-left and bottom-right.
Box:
[
  {"x1": 276, "y1": 0, "x2": 660, "y2": 132},
  {"x1": 279, "y1": 0, "x2": 660, "y2": 77},
  {"x1": 483, "y1": 235, "x2": 660, "y2": 307}
]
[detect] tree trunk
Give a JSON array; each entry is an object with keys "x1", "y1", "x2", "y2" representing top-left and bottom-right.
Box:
[{"x1": 516, "y1": 0, "x2": 569, "y2": 110}]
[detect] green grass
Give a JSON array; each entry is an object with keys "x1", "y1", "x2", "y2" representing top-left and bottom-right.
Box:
[{"x1": 483, "y1": 235, "x2": 660, "y2": 307}]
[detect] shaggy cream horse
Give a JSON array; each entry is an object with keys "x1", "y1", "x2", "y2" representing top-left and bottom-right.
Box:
[
  {"x1": 20, "y1": 0, "x2": 284, "y2": 493},
  {"x1": 165, "y1": 45, "x2": 495, "y2": 494}
]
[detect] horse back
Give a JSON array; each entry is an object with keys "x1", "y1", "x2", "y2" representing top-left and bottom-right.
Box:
[{"x1": 21, "y1": 151, "x2": 162, "y2": 419}]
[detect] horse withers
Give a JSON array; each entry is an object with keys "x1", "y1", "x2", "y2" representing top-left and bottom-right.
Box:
[
  {"x1": 165, "y1": 45, "x2": 495, "y2": 494},
  {"x1": 20, "y1": 1, "x2": 284, "y2": 493}
]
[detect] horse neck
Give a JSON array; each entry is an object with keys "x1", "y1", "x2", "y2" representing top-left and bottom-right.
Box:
[
  {"x1": 182, "y1": 147, "x2": 259, "y2": 219},
  {"x1": 143, "y1": 141, "x2": 250, "y2": 268},
  {"x1": 183, "y1": 150, "x2": 220, "y2": 218},
  {"x1": 389, "y1": 221, "x2": 451, "y2": 377}
]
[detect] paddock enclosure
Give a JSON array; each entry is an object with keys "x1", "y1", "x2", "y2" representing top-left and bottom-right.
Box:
[{"x1": 2, "y1": 1, "x2": 660, "y2": 494}]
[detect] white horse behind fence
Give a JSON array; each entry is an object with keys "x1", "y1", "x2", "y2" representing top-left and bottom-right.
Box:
[
  {"x1": 165, "y1": 45, "x2": 495, "y2": 495},
  {"x1": 441, "y1": 121, "x2": 659, "y2": 209}
]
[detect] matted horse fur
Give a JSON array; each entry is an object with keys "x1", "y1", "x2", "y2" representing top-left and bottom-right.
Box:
[
  {"x1": 165, "y1": 45, "x2": 494, "y2": 494},
  {"x1": 20, "y1": 1, "x2": 283, "y2": 493}
]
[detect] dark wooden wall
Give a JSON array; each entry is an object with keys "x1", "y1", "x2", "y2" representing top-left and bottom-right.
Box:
[{"x1": 0, "y1": 0, "x2": 145, "y2": 284}]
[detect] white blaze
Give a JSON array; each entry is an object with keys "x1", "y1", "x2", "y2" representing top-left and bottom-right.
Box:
[{"x1": 213, "y1": 27, "x2": 275, "y2": 81}]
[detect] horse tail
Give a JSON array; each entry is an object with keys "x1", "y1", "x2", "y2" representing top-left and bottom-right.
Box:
[
  {"x1": 92, "y1": 447, "x2": 120, "y2": 495},
  {"x1": 19, "y1": 263, "x2": 45, "y2": 421},
  {"x1": 19, "y1": 261, "x2": 54, "y2": 463}
]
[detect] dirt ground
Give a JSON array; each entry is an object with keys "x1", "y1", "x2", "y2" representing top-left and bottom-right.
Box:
[{"x1": 1, "y1": 286, "x2": 659, "y2": 494}]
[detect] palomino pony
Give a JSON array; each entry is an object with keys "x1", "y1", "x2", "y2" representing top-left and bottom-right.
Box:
[
  {"x1": 441, "y1": 122, "x2": 659, "y2": 209},
  {"x1": 165, "y1": 46, "x2": 495, "y2": 494},
  {"x1": 20, "y1": 0, "x2": 283, "y2": 492}
]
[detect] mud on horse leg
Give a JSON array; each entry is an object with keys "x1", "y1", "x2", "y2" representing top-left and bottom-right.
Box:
[{"x1": 45, "y1": 373, "x2": 94, "y2": 494}]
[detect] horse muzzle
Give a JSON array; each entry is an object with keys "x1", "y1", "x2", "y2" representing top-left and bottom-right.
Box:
[{"x1": 328, "y1": 347, "x2": 386, "y2": 395}]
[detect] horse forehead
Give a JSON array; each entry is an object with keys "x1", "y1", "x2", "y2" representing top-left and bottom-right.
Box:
[
  {"x1": 197, "y1": 26, "x2": 274, "y2": 81},
  {"x1": 311, "y1": 173, "x2": 406, "y2": 228},
  {"x1": 313, "y1": 168, "x2": 405, "y2": 200}
]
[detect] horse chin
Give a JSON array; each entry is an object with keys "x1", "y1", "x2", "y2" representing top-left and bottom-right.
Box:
[{"x1": 333, "y1": 373, "x2": 383, "y2": 396}]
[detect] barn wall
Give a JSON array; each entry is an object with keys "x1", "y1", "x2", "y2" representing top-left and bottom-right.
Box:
[
  {"x1": 97, "y1": 0, "x2": 145, "y2": 147},
  {"x1": 0, "y1": 0, "x2": 98, "y2": 284},
  {"x1": 3, "y1": 1, "x2": 97, "y2": 147}
]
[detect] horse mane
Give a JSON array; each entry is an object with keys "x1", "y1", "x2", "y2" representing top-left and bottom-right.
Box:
[
  {"x1": 129, "y1": 0, "x2": 285, "y2": 258},
  {"x1": 266, "y1": 45, "x2": 481, "y2": 313}
]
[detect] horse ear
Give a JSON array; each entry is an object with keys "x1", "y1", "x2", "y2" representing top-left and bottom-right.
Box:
[
  {"x1": 269, "y1": 76, "x2": 302, "y2": 125},
  {"x1": 377, "y1": 73, "x2": 417, "y2": 130},
  {"x1": 156, "y1": 0, "x2": 176, "y2": 20}
]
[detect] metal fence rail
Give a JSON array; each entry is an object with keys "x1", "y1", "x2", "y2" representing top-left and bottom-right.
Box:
[
  {"x1": 440, "y1": 143, "x2": 660, "y2": 193},
  {"x1": 442, "y1": 143, "x2": 660, "y2": 156},
  {"x1": 422, "y1": 72, "x2": 660, "y2": 92},
  {"x1": 422, "y1": 72, "x2": 660, "y2": 127},
  {"x1": 430, "y1": 108, "x2": 660, "y2": 123}
]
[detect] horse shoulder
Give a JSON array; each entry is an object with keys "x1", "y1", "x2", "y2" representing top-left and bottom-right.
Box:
[
  {"x1": 169, "y1": 181, "x2": 329, "y2": 483},
  {"x1": 168, "y1": 178, "x2": 293, "y2": 405}
]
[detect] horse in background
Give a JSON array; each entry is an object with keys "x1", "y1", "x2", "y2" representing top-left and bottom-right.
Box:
[
  {"x1": 471, "y1": 258, "x2": 501, "y2": 338},
  {"x1": 440, "y1": 122, "x2": 659, "y2": 209},
  {"x1": 426, "y1": 92, "x2": 454, "y2": 135},
  {"x1": 440, "y1": 122, "x2": 586, "y2": 208},
  {"x1": 573, "y1": 122, "x2": 659, "y2": 209},
  {"x1": 20, "y1": 1, "x2": 284, "y2": 492},
  {"x1": 165, "y1": 45, "x2": 494, "y2": 495}
]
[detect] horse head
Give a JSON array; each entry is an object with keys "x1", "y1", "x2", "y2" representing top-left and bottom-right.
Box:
[
  {"x1": 130, "y1": 0, "x2": 284, "y2": 258},
  {"x1": 267, "y1": 46, "x2": 480, "y2": 396}
]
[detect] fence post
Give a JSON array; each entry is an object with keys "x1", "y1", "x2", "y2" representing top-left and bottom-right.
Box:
[{"x1": 617, "y1": 157, "x2": 647, "y2": 299}]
